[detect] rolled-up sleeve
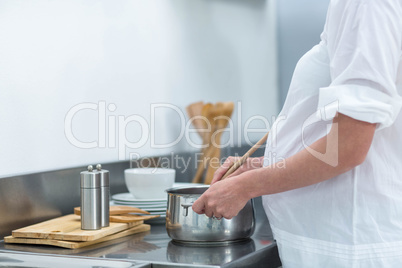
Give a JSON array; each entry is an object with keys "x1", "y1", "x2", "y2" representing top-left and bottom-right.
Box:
[{"x1": 317, "y1": 1, "x2": 402, "y2": 130}]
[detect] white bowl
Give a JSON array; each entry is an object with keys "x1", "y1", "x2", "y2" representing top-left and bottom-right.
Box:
[{"x1": 124, "y1": 168, "x2": 176, "y2": 199}]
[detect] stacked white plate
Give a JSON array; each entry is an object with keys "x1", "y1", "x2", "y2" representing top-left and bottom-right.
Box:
[{"x1": 111, "y1": 182, "x2": 202, "y2": 224}]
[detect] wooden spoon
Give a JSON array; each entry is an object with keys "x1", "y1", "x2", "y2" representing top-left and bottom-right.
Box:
[
  {"x1": 110, "y1": 214, "x2": 160, "y2": 223},
  {"x1": 74, "y1": 205, "x2": 150, "y2": 216},
  {"x1": 186, "y1": 101, "x2": 211, "y2": 165},
  {"x1": 74, "y1": 206, "x2": 156, "y2": 223},
  {"x1": 205, "y1": 102, "x2": 234, "y2": 184},
  {"x1": 221, "y1": 132, "x2": 269, "y2": 180},
  {"x1": 192, "y1": 103, "x2": 218, "y2": 183},
  {"x1": 186, "y1": 101, "x2": 205, "y2": 141}
]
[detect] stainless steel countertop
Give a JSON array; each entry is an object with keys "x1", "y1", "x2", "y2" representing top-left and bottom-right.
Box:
[{"x1": 0, "y1": 198, "x2": 281, "y2": 268}]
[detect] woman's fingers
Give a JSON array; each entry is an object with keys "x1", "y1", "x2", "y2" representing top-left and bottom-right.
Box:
[
  {"x1": 211, "y1": 156, "x2": 264, "y2": 185},
  {"x1": 192, "y1": 179, "x2": 249, "y2": 220},
  {"x1": 211, "y1": 156, "x2": 239, "y2": 185},
  {"x1": 192, "y1": 195, "x2": 206, "y2": 214}
]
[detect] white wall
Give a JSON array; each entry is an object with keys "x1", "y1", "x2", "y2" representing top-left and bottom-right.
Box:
[
  {"x1": 276, "y1": 0, "x2": 329, "y2": 104},
  {"x1": 0, "y1": 0, "x2": 278, "y2": 177}
]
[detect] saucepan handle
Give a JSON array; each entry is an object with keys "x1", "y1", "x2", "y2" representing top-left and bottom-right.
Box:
[{"x1": 181, "y1": 203, "x2": 194, "y2": 217}]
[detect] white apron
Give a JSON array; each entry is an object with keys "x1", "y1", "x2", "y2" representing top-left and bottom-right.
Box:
[{"x1": 262, "y1": 1, "x2": 402, "y2": 267}]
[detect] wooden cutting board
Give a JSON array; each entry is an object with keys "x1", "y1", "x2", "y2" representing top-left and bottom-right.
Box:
[
  {"x1": 11, "y1": 214, "x2": 141, "y2": 242},
  {"x1": 5, "y1": 224, "x2": 150, "y2": 249}
]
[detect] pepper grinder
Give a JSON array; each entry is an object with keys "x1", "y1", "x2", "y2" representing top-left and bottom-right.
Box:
[
  {"x1": 96, "y1": 164, "x2": 110, "y2": 228},
  {"x1": 80, "y1": 165, "x2": 101, "y2": 230}
]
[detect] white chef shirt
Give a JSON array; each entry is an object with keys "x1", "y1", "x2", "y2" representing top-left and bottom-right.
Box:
[{"x1": 262, "y1": 1, "x2": 402, "y2": 267}]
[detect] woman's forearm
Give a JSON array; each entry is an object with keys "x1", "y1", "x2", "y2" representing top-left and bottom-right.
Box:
[
  {"x1": 192, "y1": 113, "x2": 376, "y2": 219},
  {"x1": 234, "y1": 113, "x2": 377, "y2": 199}
]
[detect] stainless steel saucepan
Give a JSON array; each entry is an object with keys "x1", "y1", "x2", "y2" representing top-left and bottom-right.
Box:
[
  {"x1": 165, "y1": 132, "x2": 270, "y2": 243},
  {"x1": 165, "y1": 186, "x2": 255, "y2": 243}
]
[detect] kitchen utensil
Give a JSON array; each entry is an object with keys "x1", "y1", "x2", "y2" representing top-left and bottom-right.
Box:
[
  {"x1": 164, "y1": 132, "x2": 268, "y2": 243},
  {"x1": 186, "y1": 101, "x2": 205, "y2": 141},
  {"x1": 74, "y1": 206, "x2": 158, "y2": 223},
  {"x1": 96, "y1": 164, "x2": 110, "y2": 228},
  {"x1": 109, "y1": 214, "x2": 159, "y2": 223},
  {"x1": 165, "y1": 186, "x2": 255, "y2": 243},
  {"x1": 221, "y1": 132, "x2": 269, "y2": 180},
  {"x1": 5, "y1": 224, "x2": 150, "y2": 249},
  {"x1": 192, "y1": 103, "x2": 215, "y2": 183},
  {"x1": 74, "y1": 205, "x2": 150, "y2": 216},
  {"x1": 11, "y1": 214, "x2": 140, "y2": 242},
  {"x1": 80, "y1": 165, "x2": 101, "y2": 230},
  {"x1": 205, "y1": 102, "x2": 234, "y2": 184},
  {"x1": 187, "y1": 101, "x2": 213, "y2": 183},
  {"x1": 124, "y1": 168, "x2": 175, "y2": 199},
  {"x1": 110, "y1": 195, "x2": 168, "y2": 224}
]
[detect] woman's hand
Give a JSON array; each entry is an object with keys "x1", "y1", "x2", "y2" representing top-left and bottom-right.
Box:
[
  {"x1": 210, "y1": 156, "x2": 264, "y2": 185},
  {"x1": 192, "y1": 156, "x2": 263, "y2": 219},
  {"x1": 192, "y1": 175, "x2": 250, "y2": 219}
]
